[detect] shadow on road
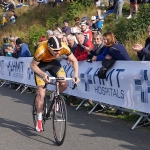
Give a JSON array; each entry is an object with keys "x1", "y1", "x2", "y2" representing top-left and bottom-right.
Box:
[
  {"x1": 1, "y1": 86, "x2": 150, "y2": 149},
  {"x1": 0, "y1": 117, "x2": 56, "y2": 146}
]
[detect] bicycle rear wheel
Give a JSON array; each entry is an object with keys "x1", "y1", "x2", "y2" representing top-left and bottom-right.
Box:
[
  {"x1": 32, "y1": 94, "x2": 37, "y2": 128},
  {"x1": 53, "y1": 95, "x2": 67, "y2": 146}
]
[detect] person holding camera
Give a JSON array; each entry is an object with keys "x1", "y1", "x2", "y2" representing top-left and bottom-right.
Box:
[{"x1": 74, "y1": 33, "x2": 94, "y2": 61}]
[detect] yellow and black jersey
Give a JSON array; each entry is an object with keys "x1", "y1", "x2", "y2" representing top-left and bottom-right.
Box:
[{"x1": 33, "y1": 41, "x2": 71, "y2": 62}]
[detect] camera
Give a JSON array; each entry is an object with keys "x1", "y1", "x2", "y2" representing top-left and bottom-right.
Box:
[{"x1": 86, "y1": 58, "x2": 92, "y2": 63}]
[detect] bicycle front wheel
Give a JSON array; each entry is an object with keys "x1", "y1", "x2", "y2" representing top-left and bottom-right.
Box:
[{"x1": 53, "y1": 95, "x2": 67, "y2": 146}]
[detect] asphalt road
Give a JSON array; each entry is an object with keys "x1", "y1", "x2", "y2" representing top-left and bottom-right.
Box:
[{"x1": 0, "y1": 86, "x2": 150, "y2": 150}]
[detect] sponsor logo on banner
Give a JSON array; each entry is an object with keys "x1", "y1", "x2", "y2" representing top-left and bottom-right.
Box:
[
  {"x1": 27, "y1": 67, "x2": 34, "y2": 80},
  {"x1": 63, "y1": 64, "x2": 125, "y2": 99},
  {"x1": 0, "y1": 60, "x2": 4, "y2": 75},
  {"x1": 134, "y1": 70, "x2": 150, "y2": 103},
  {"x1": 7, "y1": 61, "x2": 24, "y2": 78}
]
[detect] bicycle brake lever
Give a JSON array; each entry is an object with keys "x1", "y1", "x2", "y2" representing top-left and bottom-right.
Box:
[
  {"x1": 72, "y1": 83, "x2": 77, "y2": 90},
  {"x1": 72, "y1": 77, "x2": 77, "y2": 90}
]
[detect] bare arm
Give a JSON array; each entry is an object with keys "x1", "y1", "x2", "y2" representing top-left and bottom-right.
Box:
[
  {"x1": 30, "y1": 59, "x2": 49, "y2": 82},
  {"x1": 67, "y1": 53, "x2": 80, "y2": 83}
]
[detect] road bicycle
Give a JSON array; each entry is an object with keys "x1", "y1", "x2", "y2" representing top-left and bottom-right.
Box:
[{"x1": 32, "y1": 77, "x2": 77, "y2": 146}]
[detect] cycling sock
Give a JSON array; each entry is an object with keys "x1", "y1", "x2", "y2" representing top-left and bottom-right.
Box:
[{"x1": 37, "y1": 112, "x2": 42, "y2": 120}]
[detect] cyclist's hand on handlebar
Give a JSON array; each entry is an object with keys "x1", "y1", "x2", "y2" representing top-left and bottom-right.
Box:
[
  {"x1": 42, "y1": 74, "x2": 50, "y2": 83},
  {"x1": 73, "y1": 77, "x2": 80, "y2": 84}
]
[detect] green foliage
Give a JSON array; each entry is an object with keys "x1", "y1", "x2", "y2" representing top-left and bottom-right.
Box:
[
  {"x1": 46, "y1": 9, "x2": 60, "y2": 29},
  {"x1": 79, "y1": 0, "x2": 93, "y2": 6},
  {"x1": 28, "y1": 24, "x2": 46, "y2": 55},
  {"x1": 113, "y1": 4, "x2": 150, "y2": 44},
  {"x1": 63, "y1": 1, "x2": 83, "y2": 21}
]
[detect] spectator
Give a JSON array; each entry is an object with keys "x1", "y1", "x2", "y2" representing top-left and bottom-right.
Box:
[
  {"x1": 53, "y1": 30, "x2": 61, "y2": 37},
  {"x1": 1, "y1": 15, "x2": 7, "y2": 26},
  {"x1": 1, "y1": 37, "x2": 10, "y2": 56},
  {"x1": 71, "y1": 27, "x2": 80, "y2": 43},
  {"x1": 46, "y1": 30, "x2": 53, "y2": 39},
  {"x1": 74, "y1": 33, "x2": 94, "y2": 61},
  {"x1": 127, "y1": 0, "x2": 139, "y2": 19},
  {"x1": 7, "y1": 0, "x2": 16, "y2": 11},
  {"x1": 67, "y1": 34, "x2": 77, "y2": 54},
  {"x1": 55, "y1": 23, "x2": 62, "y2": 34},
  {"x1": 10, "y1": 10, "x2": 16, "y2": 23},
  {"x1": 34, "y1": 35, "x2": 47, "y2": 50},
  {"x1": 114, "y1": 0, "x2": 124, "y2": 20},
  {"x1": 132, "y1": 25, "x2": 150, "y2": 60},
  {"x1": 95, "y1": 9, "x2": 104, "y2": 33},
  {"x1": 91, "y1": 16, "x2": 98, "y2": 32},
  {"x1": 81, "y1": 16, "x2": 91, "y2": 29},
  {"x1": 12, "y1": 38, "x2": 31, "y2": 58},
  {"x1": 74, "y1": 17, "x2": 81, "y2": 30},
  {"x1": 87, "y1": 32, "x2": 106, "y2": 62},
  {"x1": 9, "y1": 35, "x2": 18, "y2": 50},
  {"x1": 103, "y1": 32, "x2": 131, "y2": 60},
  {"x1": 61, "y1": 19, "x2": 71, "y2": 35},
  {"x1": 80, "y1": 21, "x2": 93, "y2": 42},
  {"x1": 62, "y1": 36, "x2": 68, "y2": 45}
]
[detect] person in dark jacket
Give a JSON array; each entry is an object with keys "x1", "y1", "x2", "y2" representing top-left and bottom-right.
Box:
[
  {"x1": 87, "y1": 32, "x2": 106, "y2": 62},
  {"x1": 132, "y1": 25, "x2": 150, "y2": 61},
  {"x1": 12, "y1": 38, "x2": 31, "y2": 58},
  {"x1": 103, "y1": 32, "x2": 131, "y2": 60}
]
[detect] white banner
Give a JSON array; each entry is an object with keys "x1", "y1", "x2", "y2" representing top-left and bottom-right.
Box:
[{"x1": 0, "y1": 56, "x2": 150, "y2": 113}]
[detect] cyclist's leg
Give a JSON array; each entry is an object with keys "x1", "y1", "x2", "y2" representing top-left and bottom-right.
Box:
[
  {"x1": 34, "y1": 74, "x2": 46, "y2": 132},
  {"x1": 34, "y1": 62, "x2": 50, "y2": 132},
  {"x1": 48, "y1": 60, "x2": 68, "y2": 93}
]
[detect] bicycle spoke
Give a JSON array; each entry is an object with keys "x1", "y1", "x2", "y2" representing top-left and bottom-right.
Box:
[{"x1": 53, "y1": 95, "x2": 67, "y2": 145}]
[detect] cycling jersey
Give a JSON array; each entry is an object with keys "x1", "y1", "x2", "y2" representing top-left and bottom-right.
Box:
[{"x1": 33, "y1": 41, "x2": 71, "y2": 62}]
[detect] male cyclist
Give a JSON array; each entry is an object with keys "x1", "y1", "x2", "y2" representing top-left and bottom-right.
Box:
[{"x1": 30, "y1": 36, "x2": 80, "y2": 132}]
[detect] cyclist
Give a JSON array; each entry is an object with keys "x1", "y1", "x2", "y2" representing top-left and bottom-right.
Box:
[{"x1": 30, "y1": 36, "x2": 80, "y2": 132}]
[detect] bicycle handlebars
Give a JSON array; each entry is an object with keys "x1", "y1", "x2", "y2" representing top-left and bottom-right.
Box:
[{"x1": 43, "y1": 76, "x2": 77, "y2": 90}]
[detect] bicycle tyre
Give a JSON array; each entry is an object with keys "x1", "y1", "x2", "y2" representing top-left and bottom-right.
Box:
[
  {"x1": 53, "y1": 95, "x2": 67, "y2": 146},
  {"x1": 32, "y1": 94, "x2": 46, "y2": 130},
  {"x1": 32, "y1": 94, "x2": 37, "y2": 128}
]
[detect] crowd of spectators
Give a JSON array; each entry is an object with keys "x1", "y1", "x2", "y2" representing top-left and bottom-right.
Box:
[{"x1": 0, "y1": 1, "x2": 150, "y2": 112}]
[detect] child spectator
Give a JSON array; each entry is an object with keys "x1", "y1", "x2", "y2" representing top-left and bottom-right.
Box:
[
  {"x1": 74, "y1": 17, "x2": 81, "y2": 30},
  {"x1": 1, "y1": 15, "x2": 7, "y2": 26},
  {"x1": 95, "y1": 9, "x2": 104, "y2": 33},
  {"x1": 10, "y1": 10, "x2": 16, "y2": 23},
  {"x1": 80, "y1": 21, "x2": 93, "y2": 42},
  {"x1": 81, "y1": 16, "x2": 91, "y2": 29},
  {"x1": 91, "y1": 16, "x2": 98, "y2": 32}
]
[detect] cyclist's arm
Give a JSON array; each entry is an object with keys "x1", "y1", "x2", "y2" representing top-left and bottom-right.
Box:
[
  {"x1": 67, "y1": 53, "x2": 80, "y2": 83},
  {"x1": 30, "y1": 59, "x2": 48, "y2": 80}
]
